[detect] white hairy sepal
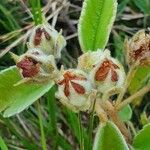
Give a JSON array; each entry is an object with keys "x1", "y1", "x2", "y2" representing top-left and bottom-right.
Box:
[
  {"x1": 89, "y1": 50, "x2": 125, "y2": 93},
  {"x1": 56, "y1": 85, "x2": 92, "y2": 112},
  {"x1": 26, "y1": 48, "x2": 57, "y2": 74},
  {"x1": 28, "y1": 23, "x2": 66, "y2": 58},
  {"x1": 77, "y1": 49, "x2": 103, "y2": 72},
  {"x1": 56, "y1": 69, "x2": 93, "y2": 112}
]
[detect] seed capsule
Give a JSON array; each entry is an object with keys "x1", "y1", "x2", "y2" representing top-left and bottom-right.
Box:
[
  {"x1": 56, "y1": 69, "x2": 94, "y2": 112},
  {"x1": 11, "y1": 48, "x2": 57, "y2": 83},
  {"x1": 89, "y1": 50, "x2": 125, "y2": 93},
  {"x1": 125, "y1": 30, "x2": 150, "y2": 66},
  {"x1": 28, "y1": 23, "x2": 66, "y2": 58}
]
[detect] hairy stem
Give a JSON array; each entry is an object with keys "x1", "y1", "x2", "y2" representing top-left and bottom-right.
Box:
[
  {"x1": 100, "y1": 100, "x2": 131, "y2": 143},
  {"x1": 117, "y1": 86, "x2": 150, "y2": 110},
  {"x1": 95, "y1": 99, "x2": 108, "y2": 123}
]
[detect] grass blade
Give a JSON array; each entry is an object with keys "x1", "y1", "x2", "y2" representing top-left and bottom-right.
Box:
[{"x1": 0, "y1": 137, "x2": 8, "y2": 150}]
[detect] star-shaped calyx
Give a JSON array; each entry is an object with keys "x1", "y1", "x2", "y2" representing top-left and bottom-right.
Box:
[{"x1": 58, "y1": 71, "x2": 87, "y2": 97}]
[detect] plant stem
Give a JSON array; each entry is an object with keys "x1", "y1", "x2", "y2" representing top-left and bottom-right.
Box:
[
  {"x1": 99, "y1": 100, "x2": 131, "y2": 143},
  {"x1": 115, "y1": 64, "x2": 138, "y2": 106},
  {"x1": 116, "y1": 86, "x2": 150, "y2": 111},
  {"x1": 36, "y1": 100, "x2": 47, "y2": 150},
  {"x1": 95, "y1": 99, "x2": 108, "y2": 123}
]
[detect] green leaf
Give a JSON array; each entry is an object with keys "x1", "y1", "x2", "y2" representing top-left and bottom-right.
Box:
[
  {"x1": 129, "y1": 66, "x2": 150, "y2": 93},
  {"x1": 0, "y1": 66, "x2": 54, "y2": 117},
  {"x1": 133, "y1": 0, "x2": 150, "y2": 14},
  {"x1": 128, "y1": 67, "x2": 150, "y2": 106},
  {"x1": 93, "y1": 121, "x2": 129, "y2": 150},
  {"x1": 133, "y1": 123, "x2": 150, "y2": 150},
  {"x1": 0, "y1": 137, "x2": 8, "y2": 150},
  {"x1": 118, "y1": 105, "x2": 132, "y2": 122},
  {"x1": 78, "y1": 0, "x2": 117, "y2": 52}
]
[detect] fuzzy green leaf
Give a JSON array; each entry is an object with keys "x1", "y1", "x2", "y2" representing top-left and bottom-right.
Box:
[
  {"x1": 78, "y1": 0, "x2": 117, "y2": 52},
  {"x1": 129, "y1": 66, "x2": 150, "y2": 93},
  {"x1": 128, "y1": 66, "x2": 150, "y2": 105},
  {"x1": 93, "y1": 121, "x2": 129, "y2": 150},
  {"x1": 119, "y1": 105, "x2": 132, "y2": 122},
  {"x1": 133, "y1": 123, "x2": 150, "y2": 150},
  {"x1": 0, "y1": 66, "x2": 54, "y2": 117}
]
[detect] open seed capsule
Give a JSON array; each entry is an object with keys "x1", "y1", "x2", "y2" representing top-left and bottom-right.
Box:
[
  {"x1": 28, "y1": 23, "x2": 66, "y2": 58},
  {"x1": 56, "y1": 69, "x2": 94, "y2": 112},
  {"x1": 11, "y1": 48, "x2": 57, "y2": 83},
  {"x1": 125, "y1": 30, "x2": 150, "y2": 66},
  {"x1": 89, "y1": 50, "x2": 125, "y2": 93}
]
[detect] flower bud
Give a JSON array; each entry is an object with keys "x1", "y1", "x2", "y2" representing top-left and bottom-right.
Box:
[
  {"x1": 11, "y1": 48, "x2": 57, "y2": 83},
  {"x1": 125, "y1": 30, "x2": 150, "y2": 66},
  {"x1": 28, "y1": 23, "x2": 66, "y2": 58},
  {"x1": 77, "y1": 50, "x2": 103, "y2": 73},
  {"x1": 89, "y1": 50, "x2": 125, "y2": 93},
  {"x1": 56, "y1": 69, "x2": 94, "y2": 112}
]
